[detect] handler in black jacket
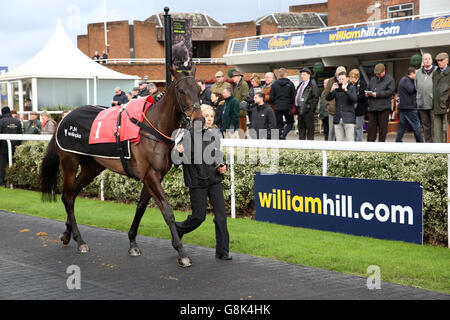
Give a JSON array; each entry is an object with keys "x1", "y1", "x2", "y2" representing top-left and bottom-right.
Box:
[
  {"x1": 172, "y1": 105, "x2": 231, "y2": 260},
  {"x1": 0, "y1": 106, "x2": 22, "y2": 187}
]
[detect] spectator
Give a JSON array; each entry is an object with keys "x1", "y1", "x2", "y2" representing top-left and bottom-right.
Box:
[
  {"x1": 295, "y1": 67, "x2": 319, "y2": 140},
  {"x1": 318, "y1": 79, "x2": 330, "y2": 141},
  {"x1": 244, "y1": 74, "x2": 263, "y2": 127},
  {"x1": 366, "y1": 63, "x2": 395, "y2": 142},
  {"x1": 92, "y1": 51, "x2": 101, "y2": 63},
  {"x1": 415, "y1": 53, "x2": 436, "y2": 142},
  {"x1": 262, "y1": 72, "x2": 275, "y2": 110},
  {"x1": 210, "y1": 92, "x2": 224, "y2": 128},
  {"x1": 102, "y1": 50, "x2": 108, "y2": 64},
  {"x1": 41, "y1": 111, "x2": 57, "y2": 135},
  {"x1": 24, "y1": 98, "x2": 32, "y2": 111},
  {"x1": 221, "y1": 87, "x2": 240, "y2": 138},
  {"x1": 270, "y1": 68, "x2": 296, "y2": 140},
  {"x1": 327, "y1": 71, "x2": 358, "y2": 141},
  {"x1": 210, "y1": 71, "x2": 231, "y2": 95},
  {"x1": 323, "y1": 66, "x2": 346, "y2": 141},
  {"x1": 246, "y1": 92, "x2": 277, "y2": 139},
  {"x1": 132, "y1": 87, "x2": 140, "y2": 99},
  {"x1": 173, "y1": 105, "x2": 230, "y2": 260},
  {"x1": 396, "y1": 67, "x2": 423, "y2": 143},
  {"x1": 112, "y1": 87, "x2": 129, "y2": 106},
  {"x1": 0, "y1": 106, "x2": 22, "y2": 187},
  {"x1": 197, "y1": 79, "x2": 212, "y2": 105},
  {"x1": 432, "y1": 52, "x2": 449, "y2": 143},
  {"x1": 148, "y1": 82, "x2": 163, "y2": 101},
  {"x1": 231, "y1": 70, "x2": 249, "y2": 103},
  {"x1": 348, "y1": 69, "x2": 369, "y2": 141},
  {"x1": 138, "y1": 81, "x2": 150, "y2": 97},
  {"x1": 62, "y1": 110, "x2": 70, "y2": 119},
  {"x1": 126, "y1": 92, "x2": 132, "y2": 102},
  {"x1": 10, "y1": 109, "x2": 18, "y2": 119},
  {"x1": 23, "y1": 111, "x2": 42, "y2": 134}
]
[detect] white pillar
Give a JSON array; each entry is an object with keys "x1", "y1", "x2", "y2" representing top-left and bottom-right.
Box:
[
  {"x1": 18, "y1": 80, "x2": 24, "y2": 113},
  {"x1": 7, "y1": 82, "x2": 13, "y2": 108},
  {"x1": 31, "y1": 78, "x2": 38, "y2": 111},
  {"x1": 86, "y1": 78, "x2": 90, "y2": 104},
  {"x1": 93, "y1": 76, "x2": 98, "y2": 105}
]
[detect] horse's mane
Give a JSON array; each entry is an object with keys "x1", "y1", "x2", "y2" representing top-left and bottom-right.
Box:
[{"x1": 153, "y1": 70, "x2": 192, "y2": 103}]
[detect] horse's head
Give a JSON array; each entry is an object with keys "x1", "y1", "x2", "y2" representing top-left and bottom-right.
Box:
[{"x1": 168, "y1": 64, "x2": 203, "y2": 125}]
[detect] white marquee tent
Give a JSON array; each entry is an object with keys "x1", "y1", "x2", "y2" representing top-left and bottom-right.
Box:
[{"x1": 0, "y1": 18, "x2": 139, "y2": 113}]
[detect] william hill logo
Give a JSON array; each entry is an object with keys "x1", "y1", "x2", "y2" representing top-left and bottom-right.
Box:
[{"x1": 431, "y1": 16, "x2": 450, "y2": 31}]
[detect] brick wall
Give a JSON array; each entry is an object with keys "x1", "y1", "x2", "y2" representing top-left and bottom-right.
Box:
[
  {"x1": 328, "y1": 0, "x2": 420, "y2": 26},
  {"x1": 289, "y1": 2, "x2": 328, "y2": 13},
  {"x1": 133, "y1": 21, "x2": 164, "y2": 59}
]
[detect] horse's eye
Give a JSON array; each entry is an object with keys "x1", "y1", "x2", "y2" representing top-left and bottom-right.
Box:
[{"x1": 178, "y1": 89, "x2": 185, "y2": 95}]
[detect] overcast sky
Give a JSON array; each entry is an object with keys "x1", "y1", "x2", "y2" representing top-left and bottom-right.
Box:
[{"x1": 0, "y1": 0, "x2": 325, "y2": 71}]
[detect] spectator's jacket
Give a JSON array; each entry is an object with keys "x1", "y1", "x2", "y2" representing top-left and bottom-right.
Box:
[
  {"x1": 172, "y1": 125, "x2": 224, "y2": 189},
  {"x1": 233, "y1": 79, "x2": 249, "y2": 103},
  {"x1": 295, "y1": 79, "x2": 319, "y2": 116},
  {"x1": 432, "y1": 66, "x2": 450, "y2": 115},
  {"x1": 323, "y1": 77, "x2": 337, "y2": 115},
  {"x1": 211, "y1": 99, "x2": 224, "y2": 128},
  {"x1": 270, "y1": 78, "x2": 296, "y2": 111},
  {"x1": 353, "y1": 79, "x2": 369, "y2": 116},
  {"x1": 113, "y1": 92, "x2": 129, "y2": 106},
  {"x1": 397, "y1": 75, "x2": 417, "y2": 110},
  {"x1": 262, "y1": 83, "x2": 273, "y2": 109},
  {"x1": 0, "y1": 114, "x2": 22, "y2": 154},
  {"x1": 367, "y1": 73, "x2": 395, "y2": 112},
  {"x1": 23, "y1": 119, "x2": 42, "y2": 134},
  {"x1": 415, "y1": 65, "x2": 436, "y2": 110},
  {"x1": 210, "y1": 81, "x2": 232, "y2": 95},
  {"x1": 221, "y1": 95, "x2": 240, "y2": 131},
  {"x1": 326, "y1": 84, "x2": 358, "y2": 124},
  {"x1": 248, "y1": 103, "x2": 277, "y2": 139},
  {"x1": 41, "y1": 118, "x2": 57, "y2": 135},
  {"x1": 200, "y1": 87, "x2": 212, "y2": 106}
]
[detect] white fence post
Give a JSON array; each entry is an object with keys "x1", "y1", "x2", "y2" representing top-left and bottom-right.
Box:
[{"x1": 229, "y1": 146, "x2": 236, "y2": 219}]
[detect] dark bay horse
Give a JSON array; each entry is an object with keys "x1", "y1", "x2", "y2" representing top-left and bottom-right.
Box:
[{"x1": 40, "y1": 65, "x2": 202, "y2": 267}]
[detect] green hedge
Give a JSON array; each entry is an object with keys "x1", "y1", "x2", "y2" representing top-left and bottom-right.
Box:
[{"x1": 6, "y1": 141, "x2": 448, "y2": 246}]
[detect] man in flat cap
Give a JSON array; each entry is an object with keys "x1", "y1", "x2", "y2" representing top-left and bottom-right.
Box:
[
  {"x1": 138, "y1": 80, "x2": 150, "y2": 98},
  {"x1": 432, "y1": 52, "x2": 449, "y2": 142},
  {"x1": 210, "y1": 71, "x2": 231, "y2": 95},
  {"x1": 366, "y1": 63, "x2": 395, "y2": 142}
]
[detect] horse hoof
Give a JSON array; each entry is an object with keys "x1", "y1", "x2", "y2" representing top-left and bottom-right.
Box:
[
  {"x1": 60, "y1": 233, "x2": 71, "y2": 245},
  {"x1": 128, "y1": 247, "x2": 142, "y2": 257},
  {"x1": 77, "y1": 244, "x2": 90, "y2": 254},
  {"x1": 178, "y1": 257, "x2": 192, "y2": 268}
]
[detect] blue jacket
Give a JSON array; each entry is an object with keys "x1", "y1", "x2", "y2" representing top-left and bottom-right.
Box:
[{"x1": 397, "y1": 75, "x2": 417, "y2": 110}]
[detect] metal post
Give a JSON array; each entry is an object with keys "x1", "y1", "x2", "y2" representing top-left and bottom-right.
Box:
[
  {"x1": 163, "y1": 7, "x2": 172, "y2": 88},
  {"x1": 322, "y1": 150, "x2": 327, "y2": 176}
]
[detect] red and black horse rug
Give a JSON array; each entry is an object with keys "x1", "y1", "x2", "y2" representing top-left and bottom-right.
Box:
[{"x1": 56, "y1": 96, "x2": 154, "y2": 161}]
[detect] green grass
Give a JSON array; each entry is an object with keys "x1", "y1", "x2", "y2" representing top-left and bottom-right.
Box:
[{"x1": 1, "y1": 187, "x2": 449, "y2": 294}]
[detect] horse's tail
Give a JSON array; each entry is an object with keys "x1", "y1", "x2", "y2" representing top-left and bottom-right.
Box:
[{"x1": 40, "y1": 135, "x2": 59, "y2": 202}]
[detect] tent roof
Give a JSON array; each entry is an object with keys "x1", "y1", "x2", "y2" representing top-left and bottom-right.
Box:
[{"x1": 0, "y1": 18, "x2": 139, "y2": 81}]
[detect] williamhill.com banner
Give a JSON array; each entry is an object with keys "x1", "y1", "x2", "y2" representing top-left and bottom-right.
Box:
[{"x1": 254, "y1": 173, "x2": 423, "y2": 244}]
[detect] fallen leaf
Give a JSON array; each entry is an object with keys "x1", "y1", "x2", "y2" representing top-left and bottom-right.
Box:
[
  {"x1": 19, "y1": 229, "x2": 31, "y2": 233},
  {"x1": 36, "y1": 232, "x2": 48, "y2": 237}
]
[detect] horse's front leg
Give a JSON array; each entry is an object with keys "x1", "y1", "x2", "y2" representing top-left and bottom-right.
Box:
[
  {"x1": 128, "y1": 186, "x2": 151, "y2": 256},
  {"x1": 143, "y1": 172, "x2": 192, "y2": 267}
]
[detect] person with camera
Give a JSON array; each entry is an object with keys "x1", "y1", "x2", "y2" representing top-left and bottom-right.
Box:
[
  {"x1": 326, "y1": 71, "x2": 358, "y2": 141},
  {"x1": 172, "y1": 105, "x2": 231, "y2": 261}
]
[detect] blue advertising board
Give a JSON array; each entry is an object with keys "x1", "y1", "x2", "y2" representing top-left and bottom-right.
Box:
[
  {"x1": 258, "y1": 14, "x2": 450, "y2": 50},
  {"x1": 254, "y1": 173, "x2": 423, "y2": 244}
]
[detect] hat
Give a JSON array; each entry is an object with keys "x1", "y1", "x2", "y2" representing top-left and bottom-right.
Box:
[
  {"x1": 299, "y1": 67, "x2": 312, "y2": 75},
  {"x1": 374, "y1": 63, "x2": 386, "y2": 74},
  {"x1": 215, "y1": 71, "x2": 224, "y2": 77},
  {"x1": 436, "y1": 52, "x2": 449, "y2": 61},
  {"x1": 139, "y1": 80, "x2": 148, "y2": 86},
  {"x1": 30, "y1": 111, "x2": 38, "y2": 116},
  {"x1": 231, "y1": 70, "x2": 242, "y2": 77},
  {"x1": 1, "y1": 106, "x2": 11, "y2": 115},
  {"x1": 335, "y1": 66, "x2": 346, "y2": 75}
]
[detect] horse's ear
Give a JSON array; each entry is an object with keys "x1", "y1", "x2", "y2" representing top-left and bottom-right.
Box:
[
  {"x1": 190, "y1": 63, "x2": 196, "y2": 77},
  {"x1": 168, "y1": 64, "x2": 178, "y2": 78}
]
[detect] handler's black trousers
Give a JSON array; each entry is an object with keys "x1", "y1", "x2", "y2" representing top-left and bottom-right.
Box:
[
  {"x1": 175, "y1": 182, "x2": 229, "y2": 257},
  {"x1": 0, "y1": 153, "x2": 7, "y2": 186}
]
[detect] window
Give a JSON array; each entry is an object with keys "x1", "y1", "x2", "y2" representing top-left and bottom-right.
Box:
[
  {"x1": 192, "y1": 41, "x2": 211, "y2": 58},
  {"x1": 388, "y1": 3, "x2": 414, "y2": 19}
]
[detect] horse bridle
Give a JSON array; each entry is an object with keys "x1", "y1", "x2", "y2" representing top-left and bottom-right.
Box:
[{"x1": 173, "y1": 75, "x2": 201, "y2": 127}]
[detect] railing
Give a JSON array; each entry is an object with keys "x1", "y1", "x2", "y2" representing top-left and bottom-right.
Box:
[
  {"x1": 226, "y1": 11, "x2": 450, "y2": 55},
  {"x1": 101, "y1": 58, "x2": 226, "y2": 65},
  {"x1": 2, "y1": 134, "x2": 449, "y2": 247}
]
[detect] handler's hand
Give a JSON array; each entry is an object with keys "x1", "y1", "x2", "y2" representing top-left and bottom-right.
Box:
[
  {"x1": 176, "y1": 144, "x2": 184, "y2": 154},
  {"x1": 218, "y1": 165, "x2": 227, "y2": 174}
]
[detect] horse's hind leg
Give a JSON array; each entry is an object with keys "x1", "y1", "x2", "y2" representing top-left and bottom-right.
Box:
[
  {"x1": 61, "y1": 156, "x2": 104, "y2": 253},
  {"x1": 128, "y1": 186, "x2": 151, "y2": 256}
]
